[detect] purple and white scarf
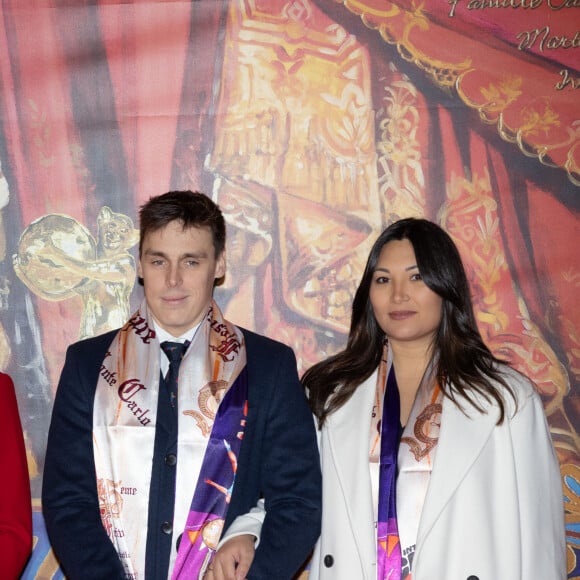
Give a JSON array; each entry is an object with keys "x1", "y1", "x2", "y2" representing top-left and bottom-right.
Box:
[{"x1": 376, "y1": 347, "x2": 442, "y2": 579}]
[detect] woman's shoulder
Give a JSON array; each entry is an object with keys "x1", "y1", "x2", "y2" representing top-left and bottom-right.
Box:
[
  {"x1": 494, "y1": 362, "x2": 535, "y2": 390},
  {"x1": 448, "y1": 363, "x2": 539, "y2": 420},
  {"x1": 490, "y1": 362, "x2": 540, "y2": 417}
]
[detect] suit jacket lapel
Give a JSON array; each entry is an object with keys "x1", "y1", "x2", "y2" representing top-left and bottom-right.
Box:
[{"x1": 417, "y1": 393, "x2": 497, "y2": 545}]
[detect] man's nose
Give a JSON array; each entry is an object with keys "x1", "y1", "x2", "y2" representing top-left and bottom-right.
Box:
[{"x1": 166, "y1": 264, "x2": 181, "y2": 287}]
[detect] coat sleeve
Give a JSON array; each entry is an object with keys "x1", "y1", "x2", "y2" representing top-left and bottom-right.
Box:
[
  {"x1": 0, "y1": 373, "x2": 32, "y2": 578},
  {"x1": 246, "y1": 343, "x2": 322, "y2": 579},
  {"x1": 510, "y1": 384, "x2": 567, "y2": 579},
  {"x1": 217, "y1": 498, "x2": 265, "y2": 549},
  {"x1": 42, "y1": 342, "x2": 126, "y2": 580}
]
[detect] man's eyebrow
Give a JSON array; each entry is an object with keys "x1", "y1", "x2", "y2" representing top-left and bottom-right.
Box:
[
  {"x1": 181, "y1": 251, "x2": 209, "y2": 259},
  {"x1": 143, "y1": 249, "x2": 166, "y2": 257},
  {"x1": 143, "y1": 249, "x2": 209, "y2": 259}
]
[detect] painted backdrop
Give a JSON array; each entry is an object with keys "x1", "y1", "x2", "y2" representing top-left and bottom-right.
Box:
[{"x1": 0, "y1": 0, "x2": 578, "y2": 577}]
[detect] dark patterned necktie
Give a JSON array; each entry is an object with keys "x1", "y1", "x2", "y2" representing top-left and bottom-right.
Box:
[{"x1": 160, "y1": 341, "x2": 190, "y2": 408}]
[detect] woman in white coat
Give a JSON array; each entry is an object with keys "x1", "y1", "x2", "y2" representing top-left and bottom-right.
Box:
[{"x1": 303, "y1": 218, "x2": 566, "y2": 580}]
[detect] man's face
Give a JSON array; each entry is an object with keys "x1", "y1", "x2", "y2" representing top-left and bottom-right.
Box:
[{"x1": 138, "y1": 221, "x2": 225, "y2": 337}]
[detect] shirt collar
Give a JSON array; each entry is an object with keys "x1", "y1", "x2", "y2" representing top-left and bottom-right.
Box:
[{"x1": 153, "y1": 320, "x2": 200, "y2": 345}]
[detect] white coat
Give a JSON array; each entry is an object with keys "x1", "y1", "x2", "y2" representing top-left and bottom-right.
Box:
[{"x1": 309, "y1": 365, "x2": 566, "y2": 580}]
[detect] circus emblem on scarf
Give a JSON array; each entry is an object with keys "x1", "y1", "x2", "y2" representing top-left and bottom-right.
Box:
[
  {"x1": 184, "y1": 517, "x2": 225, "y2": 556},
  {"x1": 202, "y1": 518, "x2": 224, "y2": 550},
  {"x1": 97, "y1": 477, "x2": 123, "y2": 540},
  {"x1": 183, "y1": 379, "x2": 228, "y2": 437},
  {"x1": 400, "y1": 403, "x2": 442, "y2": 462}
]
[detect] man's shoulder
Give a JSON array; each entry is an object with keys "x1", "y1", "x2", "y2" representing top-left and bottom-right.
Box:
[
  {"x1": 67, "y1": 328, "x2": 120, "y2": 358},
  {"x1": 238, "y1": 327, "x2": 299, "y2": 372},
  {"x1": 239, "y1": 326, "x2": 293, "y2": 354}
]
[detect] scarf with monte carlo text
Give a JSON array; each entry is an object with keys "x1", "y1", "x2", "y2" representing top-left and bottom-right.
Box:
[
  {"x1": 93, "y1": 299, "x2": 248, "y2": 580},
  {"x1": 376, "y1": 345, "x2": 442, "y2": 580}
]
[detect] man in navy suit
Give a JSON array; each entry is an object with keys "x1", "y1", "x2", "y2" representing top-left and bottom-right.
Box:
[{"x1": 43, "y1": 190, "x2": 321, "y2": 580}]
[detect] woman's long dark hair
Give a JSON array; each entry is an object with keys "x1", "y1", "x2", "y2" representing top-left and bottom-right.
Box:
[{"x1": 304, "y1": 217, "x2": 515, "y2": 428}]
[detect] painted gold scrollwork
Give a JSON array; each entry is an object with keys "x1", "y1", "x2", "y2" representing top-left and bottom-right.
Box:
[
  {"x1": 209, "y1": 1, "x2": 382, "y2": 333},
  {"x1": 439, "y1": 170, "x2": 571, "y2": 421},
  {"x1": 336, "y1": 0, "x2": 472, "y2": 88},
  {"x1": 376, "y1": 68, "x2": 426, "y2": 221}
]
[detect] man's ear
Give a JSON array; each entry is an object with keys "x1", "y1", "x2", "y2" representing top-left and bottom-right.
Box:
[{"x1": 215, "y1": 252, "x2": 226, "y2": 282}]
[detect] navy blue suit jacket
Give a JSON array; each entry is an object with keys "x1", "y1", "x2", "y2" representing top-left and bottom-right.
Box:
[{"x1": 42, "y1": 327, "x2": 321, "y2": 579}]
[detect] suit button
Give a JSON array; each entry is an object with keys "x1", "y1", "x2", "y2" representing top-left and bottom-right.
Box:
[
  {"x1": 165, "y1": 453, "x2": 177, "y2": 466},
  {"x1": 323, "y1": 554, "x2": 334, "y2": 567},
  {"x1": 161, "y1": 521, "x2": 173, "y2": 535},
  {"x1": 466, "y1": 576, "x2": 479, "y2": 580}
]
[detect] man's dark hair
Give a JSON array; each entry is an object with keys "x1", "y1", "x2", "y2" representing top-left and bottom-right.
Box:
[{"x1": 139, "y1": 190, "x2": 226, "y2": 258}]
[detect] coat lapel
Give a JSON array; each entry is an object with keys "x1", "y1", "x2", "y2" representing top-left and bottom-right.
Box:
[
  {"x1": 325, "y1": 371, "x2": 378, "y2": 570},
  {"x1": 417, "y1": 393, "x2": 498, "y2": 545}
]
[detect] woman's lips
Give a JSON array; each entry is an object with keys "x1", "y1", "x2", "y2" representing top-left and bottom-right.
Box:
[{"x1": 389, "y1": 310, "x2": 415, "y2": 320}]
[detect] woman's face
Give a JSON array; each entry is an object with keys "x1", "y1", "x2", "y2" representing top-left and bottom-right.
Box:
[{"x1": 369, "y1": 239, "x2": 443, "y2": 350}]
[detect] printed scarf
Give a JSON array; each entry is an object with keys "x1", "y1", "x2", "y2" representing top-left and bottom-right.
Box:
[
  {"x1": 377, "y1": 364, "x2": 402, "y2": 580},
  {"x1": 396, "y1": 363, "x2": 442, "y2": 578},
  {"x1": 93, "y1": 299, "x2": 247, "y2": 580},
  {"x1": 376, "y1": 347, "x2": 442, "y2": 580}
]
